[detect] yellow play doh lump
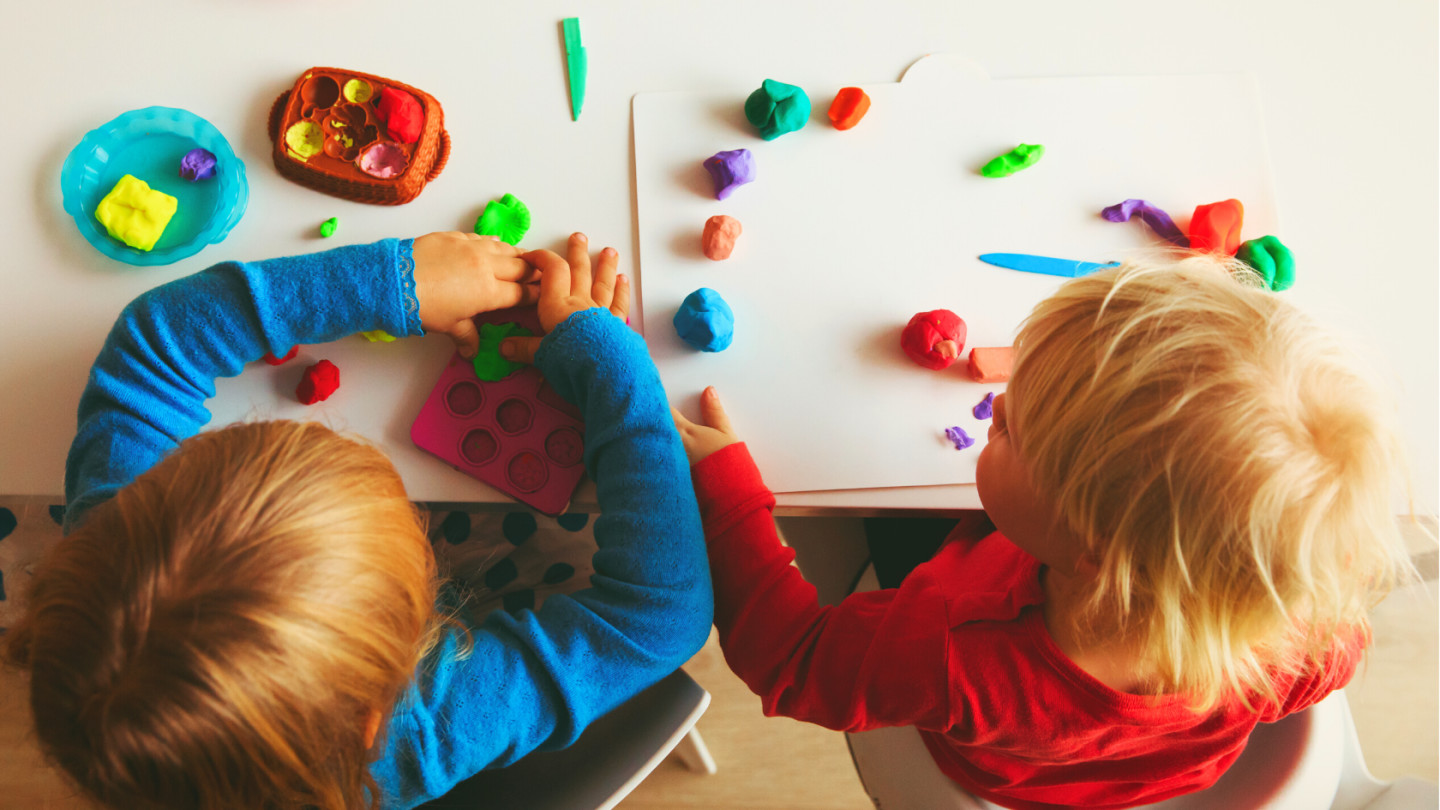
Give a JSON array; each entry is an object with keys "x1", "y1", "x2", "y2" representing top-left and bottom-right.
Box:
[{"x1": 95, "y1": 174, "x2": 178, "y2": 251}]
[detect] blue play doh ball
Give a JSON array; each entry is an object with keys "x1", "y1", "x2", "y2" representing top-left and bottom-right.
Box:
[{"x1": 673, "y1": 288, "x2": 734, "y2": 352}]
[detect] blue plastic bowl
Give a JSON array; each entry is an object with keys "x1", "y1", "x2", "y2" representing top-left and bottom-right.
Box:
[{"x1": 60, "y1": 107, "x2": 248, "y2": 266}]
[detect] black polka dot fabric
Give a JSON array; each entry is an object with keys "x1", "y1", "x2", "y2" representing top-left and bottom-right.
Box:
[
  {"x1": 502, "y1": 512, "x2": 538, "y2": 545},
  {"x1": 543, "y1": 563, "x2": 576, "y2": 585},
  {"x1": 431, "y1": 509, "x2": 597, "y2": 618},
  {"x1": 557, "y1": 512, "x2": 589, "y2": 532},
  {"x1": 483, "y1": 558, "x2": 519, "y2": 590},
  {"x1": 502, "y1": 589, "x2": 535, "y2": 613},
  {"x1": 0, "y1": 500, "x2": 599, "y2": 633},
  {"x1": 0, "y1": 498, "x2": 72, "y2": 629},
  {"x1": 439, "y1": 511, "x2": 471, "y2": 545}
]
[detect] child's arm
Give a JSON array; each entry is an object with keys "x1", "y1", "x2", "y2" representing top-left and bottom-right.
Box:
[
  {"x1": 64, "y1": 234, "x2": 534, "y2": 529},
  {"x1": 671, "y1": 388, "x2": 953, "y2": 733},
  {"x1": 373, "y1": 237, "x2": 713, "y2": 807}
]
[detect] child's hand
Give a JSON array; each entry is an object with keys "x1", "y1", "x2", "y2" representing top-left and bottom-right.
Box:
[
  {"x1": 499, "y1": 233, "x2": 631, "y2": 364},
  {"x1": 671, "y1": 386, "x2": 742, "y2": 466},
  {"x1": 413, "y1": 232, "x2": 542, "y2": 358}
]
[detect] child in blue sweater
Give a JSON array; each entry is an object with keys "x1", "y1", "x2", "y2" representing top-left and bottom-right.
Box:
[{"x1": 4, "y1": 232, "x2": 713, "y2": 809}]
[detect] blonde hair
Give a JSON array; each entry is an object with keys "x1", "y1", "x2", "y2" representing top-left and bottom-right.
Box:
[
  {"x1": 1009, "y1": 252, "x2": 1413, "y2": 711},
  {"x1": 4, "y1": 421, "x2": 439, "y2": 809}
]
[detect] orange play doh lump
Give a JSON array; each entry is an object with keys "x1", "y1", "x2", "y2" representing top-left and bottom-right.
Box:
[
  {"x1": 968, "y1": 346, "x2": 1014, "y2": 383},
  {"x1": 702, "y1": 215, "x2": 742, "y2": 260},
  {"x1": 94, "y1": 174, "x2": 178, "y2": 251},
  {"x1": 828, "y1": 87, "x2": 871, "y2": 130}
]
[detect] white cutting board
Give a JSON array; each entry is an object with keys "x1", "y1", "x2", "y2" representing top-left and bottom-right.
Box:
[{"x1": 634, "y1": 54, "x2": 1278, "y2": 494}]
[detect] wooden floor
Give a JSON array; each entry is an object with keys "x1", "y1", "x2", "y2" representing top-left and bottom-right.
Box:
[{"x1": 622, "y1": 629, "x2": 873, "y2": 810}]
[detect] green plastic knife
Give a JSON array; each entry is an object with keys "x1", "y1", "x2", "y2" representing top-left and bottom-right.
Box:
[{"x1": 562, "y1": 17, "x2": 586, "y2": 121}]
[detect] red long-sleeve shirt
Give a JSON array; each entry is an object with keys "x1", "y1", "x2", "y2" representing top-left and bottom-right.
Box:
[{"x1": 693, "y1": 444, "x2": 1360, "y2": 810}]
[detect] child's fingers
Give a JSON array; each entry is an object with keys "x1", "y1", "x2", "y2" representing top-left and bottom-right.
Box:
[
  {"x1": 493, "y1": 257, "x2": 540, "y2": 284},
  {"x1": 700, "y1": 386, "x2": 734, "y2": 434},
  {"x1": 522, "y1": 249, "x2": 570, "y2": 303},
  {"x1": 471, "y1": 234, "x2": 523, "y2": 257},
  {"x1": 592, "y1": 247, "x2": 619, "y2": 308},
  {"x1": 567, "y1": 233, "x2": 592, "y2": 297},
  {"x1": 610, "y1": 274, "x2": 631, "y2": 322},
  {"x1": 671, "y1": 406, "x2": 695, "y2": 431},
  {"x1": 500, "y1": 336, "x2": 544, "y2": 365},
  {"x1": 448, "y1": 319, "x2": 481, "y2": 359},
  {"x1": 490, "y1": 280, "x2": 542, "y2": 310}
]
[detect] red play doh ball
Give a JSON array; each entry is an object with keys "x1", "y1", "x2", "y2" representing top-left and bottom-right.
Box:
[
  {"x1": 263, "y1": 345, "x2": 299, "y2": 365},
  {"x1": 296, "y1": 359, "x2": 340, "y2": 404},
  {"x1": 375, "y1": 87, "x2": 424, "y2": 144},
  {"x1": 1188, "y1": 199, "x2": 1244, "y2": 255},
  {"x1": 901, "y1": 309, "x2": 967, "y2": 370}
]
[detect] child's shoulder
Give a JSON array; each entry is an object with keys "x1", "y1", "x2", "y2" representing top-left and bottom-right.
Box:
[{"x1": 909, "y1": 530, "x2": 1044, "y2": 627}]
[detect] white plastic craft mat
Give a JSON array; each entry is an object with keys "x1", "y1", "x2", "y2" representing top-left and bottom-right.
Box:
[{"x1": 634, "y1": 56, "x2": 1278, "y2": 494}]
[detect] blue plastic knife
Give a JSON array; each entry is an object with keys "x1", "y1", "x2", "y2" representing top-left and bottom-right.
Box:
[{"x1": 978, "y1": 253, "x2": 1120, "y2": 278}]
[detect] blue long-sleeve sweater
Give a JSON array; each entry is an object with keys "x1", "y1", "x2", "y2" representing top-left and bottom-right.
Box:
[{"x1": 64, "y1": 238, "x2": 714, "y2": 809}]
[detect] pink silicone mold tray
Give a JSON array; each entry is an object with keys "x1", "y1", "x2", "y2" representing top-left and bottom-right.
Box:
[{"x1": 411, "y1": 307, "x2": 586, "y2": 515}]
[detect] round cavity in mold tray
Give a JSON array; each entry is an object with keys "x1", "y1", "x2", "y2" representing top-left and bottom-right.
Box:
[
  {"x1": 445, "y1": 380, "x2": 484, "y2": 417},
  {"x1": 545, "y1": 428, "x2": 583, "y2": 467},
  {"x1": 459, "y1": 428, "x2": 499, "y2": 466},
  {"x1": 507, "y1": 451, "x2": 549, "y2": 493},
  {"x1": 496, "y1": 398, "x2": 534, "y2": 435},
  {"x1": 301, "y1": 74, "x2": 340, "y2": 108}
]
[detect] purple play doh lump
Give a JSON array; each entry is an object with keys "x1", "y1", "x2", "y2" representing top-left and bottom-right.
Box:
[
  {"x1": 179, "y1": 148, "x2": 217, "y2": 181},
  {"x1": 703, "y1": 149, "x2": 755, "y2": 200},
  {"x1": 1101, "y1": 199, "x2": 1189, "y2": 247},
  {"x1": 973, "y1": 392, "x2": 995, "y2": 420},
  {"x1": 944, "y1": 426, "x2": 974, "y2": 450}
]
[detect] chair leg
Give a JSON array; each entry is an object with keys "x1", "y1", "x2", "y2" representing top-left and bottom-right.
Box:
[{"x1": 672, "y1": 727, "x2": 718, "y2": 775}]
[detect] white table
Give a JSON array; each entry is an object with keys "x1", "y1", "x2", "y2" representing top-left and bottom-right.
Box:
[{"x1": 2, "y1": 0, "x2": 1434, "y2": 515}]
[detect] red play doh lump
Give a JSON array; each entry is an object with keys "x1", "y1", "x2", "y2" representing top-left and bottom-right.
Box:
[
  {"x1": 296, "y1": 359, "x2": 340, "y2": 404},
  {"x1": 376, "y1": 87, "x2": 424, "y2": 144},
  {"x1": 828, "y1": 87, "x2": 871, "y2": 130},
  {"x1": 901, "y1": 310, "x2": 966, "y2": 370},
  {"x1": 968, "y1": 346, "x2": 1014, "y2": 383},
  {"x1": 263, "y1": 346, "x2": 299, "y2": 365},
  {"x1": 1188, "y1": 199, "x2": 1244, "y2": 255}
]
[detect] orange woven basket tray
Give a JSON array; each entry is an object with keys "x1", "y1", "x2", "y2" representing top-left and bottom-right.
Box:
[{"x1": 267, "y1": 67, "x2": 450, "y2": 205}]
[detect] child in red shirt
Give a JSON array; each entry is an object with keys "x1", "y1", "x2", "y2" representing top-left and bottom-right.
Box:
[{"x1": 672, "y1": 255, "x2": 1414, "y2": 809}]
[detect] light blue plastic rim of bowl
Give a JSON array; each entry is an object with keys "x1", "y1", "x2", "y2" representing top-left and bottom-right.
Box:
[{"x1": 59, "y1": 106, "x2": 249, "y2": 267}]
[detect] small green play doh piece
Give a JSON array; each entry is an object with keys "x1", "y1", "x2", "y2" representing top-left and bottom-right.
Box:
[
  {"x1": 359, "y1": 330, "x2": 396, "y2": 343},
  {"x1": 474, "y1": 193, "x2": 532, "y2": 245},
  {"x1": 980, "y1": 143, "x2": 1045, "y2": 178},
  {"x1": 1236, "y1": 235, "x2": 1295, "y2": 291},
  {"x1": 319, "y1": 217, "x2": 338, "y2": 238},
  {"x1": 473, "y1": 322, "x2": 534, "y2": 380},
  {"x1": 744, "y1": 79, "x2": 811, "y2": 141}
]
